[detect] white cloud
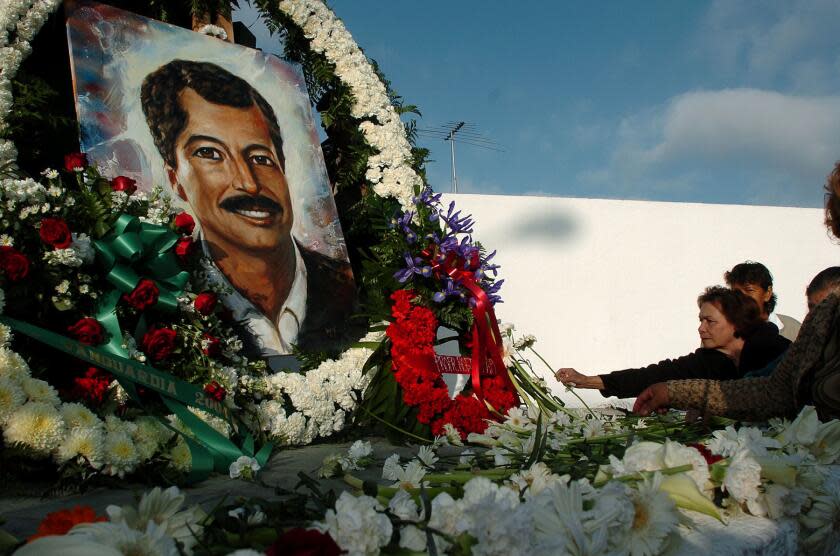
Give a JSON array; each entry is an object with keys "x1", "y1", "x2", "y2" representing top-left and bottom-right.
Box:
[
  {"x1": 638, "y1": 89, "x2": 840, "y2": 177},
  {"x1": 581, "y1": 89, "x2": 840, "y2": 206},
  {"x1": 698, "y1": 0, "x2": 840, "y2": 90}
]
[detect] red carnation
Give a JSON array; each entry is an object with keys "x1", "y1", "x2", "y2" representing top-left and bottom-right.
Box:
[
  {"x1": 175, "y1": 237, "x2": 195, "y2": 259},
  {"x1": 29, "y1": 505, "x2": 107, "y2": 541},
  {"x1": 174, "y1": 212, "x2": 195, "y2": 235},
  {"x1": 123, "y1": 279, "x2": 159, "y2": 311},
  {"x1": 63, "y1": 152, "x2": 88, "y2": 172},
  {"x1": 266, "y1": 528, "x2": 341, "y2": 556},
  {"x1": 66, "y1": 367, "x2": 112, "y2": 406},
  {"x1": 202, "y1": 333, "x2": 221, "y2": 357},
  {"x1": 141, "y1": 327, "x2": 177, "y2": 362},
  {"x1": 68, "y1": 318, "x2": 105, "y2": 346},
  {"x1": 390, "y1": 289, "x2": 415, "y2": 320},
  {"x1": 194, "y1": 292, "x2": 218, "y2": 315},
  {"x1": 0, "y1": 246, "x2": 30, "y2": 281},
  {"x1": 110, "y1": 176, "x2": 137, "y2": 195},
  {"x1": 203, "y1": 380, "x2": 226, "y2": 402},
  {"x1": 39, "y1": 217, "x2": 73, "y2": 249}
]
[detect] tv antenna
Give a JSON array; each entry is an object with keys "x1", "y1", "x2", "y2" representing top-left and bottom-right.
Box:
[{"x1": 416, "y1": 122, "x2": 503, "y2": 193}]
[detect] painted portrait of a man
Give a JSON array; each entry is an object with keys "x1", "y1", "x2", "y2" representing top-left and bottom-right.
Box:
[{"x1": 66, "y1": 2, "x2": 355, "y2": 359}]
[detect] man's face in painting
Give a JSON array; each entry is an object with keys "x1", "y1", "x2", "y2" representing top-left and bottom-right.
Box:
[{"x1": 166, "y1": 87, "x2": 293, "y2": 253}]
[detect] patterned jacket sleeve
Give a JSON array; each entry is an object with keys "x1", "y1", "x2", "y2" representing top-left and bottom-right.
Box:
[{"x1": 665, "y1": 294, "x2": 839, "y2": 421}]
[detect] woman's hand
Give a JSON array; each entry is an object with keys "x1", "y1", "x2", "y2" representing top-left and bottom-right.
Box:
[
  {"x1": 633, "y1": 383, "x2": 670, "y2": 415},
  {"x1": 554, "y1": 368, "x2": 604, "y2": 389}
]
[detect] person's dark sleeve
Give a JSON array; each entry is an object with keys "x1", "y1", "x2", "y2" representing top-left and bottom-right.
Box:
[
  {"x1": 740, "y1": 322, "x2": 791, "y2": 374},
  {"x1": 598, "y1": 349, "x2": 737, "y2": 399}
]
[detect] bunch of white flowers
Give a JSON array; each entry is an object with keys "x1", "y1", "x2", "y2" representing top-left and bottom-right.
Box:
[
  {"x1": 0, "y1": 333, "x2": 172, "y2": 476},
  {"x1": 257, "y1": 329, "x2": 382, "y2": 446}
]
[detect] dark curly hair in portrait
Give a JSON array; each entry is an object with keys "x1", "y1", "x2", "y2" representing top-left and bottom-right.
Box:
[
  {"x1": 697, "y1": 286, "x2": 762, "y2": 339},
  {"x1": 140, "y1": 59, "x2": 284, "y2": 169}
]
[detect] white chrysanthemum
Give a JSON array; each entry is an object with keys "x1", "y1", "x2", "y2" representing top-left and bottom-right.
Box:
[
  {"x1": 187, "y1": 407, "x2": 231, "y2": 438},
  {"x1": 55, "y1": 425, "x2": 104, "y2": 468},
  {"x1": 3, "y1": 401, "x2": 64, "y2": 452},
  {"x1": 103, "y1": 431, "x2": 139, "y2": 478},
  {"x1": 0, "y1": 347, "x2": 30, "y2": 383},
  {"x1": 105, "y1": 414, "x2": 137, "y2": 436},
  {"x1": 442, "y1": 423, "x2": 464, "y2": 446},
  {"x1": 21, "y1": 376, "x2": 59, "y2": 405},
  {"x1": 626, "y1": 473, "x2": 678, "y2": 556},
  {"x1": 314, "y1": 492, "x2": 392, "y2": 556},
  {"x1": 169, "y1": 437, "x2": 192, "y2": 472},
  {"x1": 59, "y1": 402, "x2": 101, "y2": 430},
  {"x1": 0, "y1": 324, "x2": 11, "y2": 347},
  {"x1": 132, "y1": 417, "x2": 168, "y2": 461},
  {"x1": 108, "y1": 486, "x2": 206, "y2": 553},
  {"x1": 722, "y1": 449, "x2": 762, "y2": 506},
  {"x1": 0, "y1": 375, "x2": 25, "y2": 422}
]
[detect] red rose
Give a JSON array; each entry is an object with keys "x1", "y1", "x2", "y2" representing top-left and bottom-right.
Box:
[
  {"x1": 68, "y1": 318, "x2": 105, "y2": 345},
  {"x1": 123, "y1": 279, "x2": 159, "y2": 311},
  {"x1": 175, "y1": 237, "x2": 194, "y2": 259},
  {"x1": 202, "y1": 333, "x2": 221, "y2": 356},
  {"x1": 110, "y1": 176, "x2": 137, "y2": 195},
  {"x1": 203, "y1": 380, "x2": 226, "y2": 402},
  {"x1": 266, "y1": 528, "x2": 341, "y2": 556},
  {"x1": 0, "y1": 246, "x2": 30, "y2": 281},
  {"x1": 174, "y1": 212, "x2": 195, "y2": 235},
  {"x1": 39, "y1": 217, "x2": 73, "y2": 249},
  {"x1": 141, "y1": 327, "x2": 177, "y2": 362},
  {"x1": 193, "y1": 292, "x2": 218, "y2": 315},
  {"x1": 63, "y1": 152, "x2": 88, "y2": 172}
]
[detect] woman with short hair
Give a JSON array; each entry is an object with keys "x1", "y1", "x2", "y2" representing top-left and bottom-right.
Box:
[{"x1": 555, "y1": 286, "x2": 791, "y2": 399}]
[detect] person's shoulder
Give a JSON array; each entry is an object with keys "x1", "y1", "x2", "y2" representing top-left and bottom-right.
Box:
[{"x1": 748, "y1": 320, "x2": 792, "y2": 349}]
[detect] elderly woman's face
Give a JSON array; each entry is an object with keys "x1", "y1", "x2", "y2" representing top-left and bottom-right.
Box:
[{"x1": 698, "y1": 301, "x2": 738, "y2": 350}]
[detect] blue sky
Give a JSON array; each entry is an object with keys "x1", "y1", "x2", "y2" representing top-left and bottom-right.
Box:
[{"x1": 234, "y1": 1, "x2": 840, "y2": 207}]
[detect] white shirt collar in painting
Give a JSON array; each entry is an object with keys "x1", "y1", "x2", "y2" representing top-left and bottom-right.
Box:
[{"x1": 201, "y1": 239, "x2": 308, "y2": 356}]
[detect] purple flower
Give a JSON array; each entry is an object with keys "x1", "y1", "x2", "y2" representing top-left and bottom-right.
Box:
[
  {"x1": 394, "y1": 253, "x2": 423, "y2": 283},
  {"x1": 433, "y1": 279, "x2": 461, "y2": 302}
]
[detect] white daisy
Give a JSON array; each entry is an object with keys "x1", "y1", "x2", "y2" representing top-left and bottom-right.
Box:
[
  {"x1": 626, "y1": 473, "x2": 678, "y2": 556},
  {"x1": 417, "y1": 445, "x2": 438, "y2": 468},
  {"x1": 108, "y1": 486, "x2": 206, "y2": 553}
]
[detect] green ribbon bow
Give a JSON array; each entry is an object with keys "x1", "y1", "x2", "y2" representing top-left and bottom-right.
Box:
[{"x1": 93, "y1": 214, "x2": 190, "y2": 357}]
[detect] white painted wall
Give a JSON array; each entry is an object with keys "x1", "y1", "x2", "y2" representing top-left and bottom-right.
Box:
[{"x1": 441, "y1": 194, "x2": 839, "y2": 408}]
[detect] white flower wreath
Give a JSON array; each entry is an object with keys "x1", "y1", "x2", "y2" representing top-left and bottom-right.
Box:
[{"x1": 0, "y1": 0, "x2": 421, "y2": 446}]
